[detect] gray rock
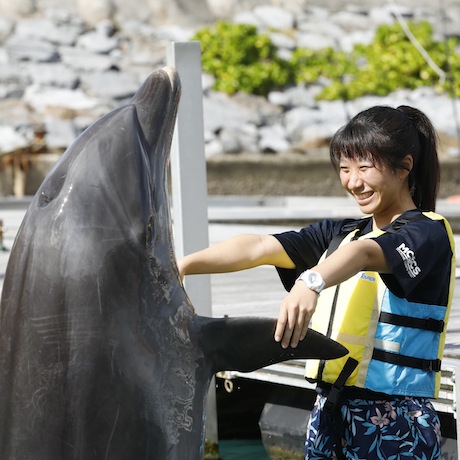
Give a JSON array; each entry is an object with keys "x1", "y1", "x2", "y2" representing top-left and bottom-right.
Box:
[
  {"x1": 219, "y1": 127, "x2": 243, "y2": 153},
  {"x1": 368, "y1": 6, "x2": 398, "y2": 25},
  {"x1": 297, "y1": 19, "x2": 344, "y2": 40},
  {"x1": 25, "y1": 63, "x2": 79, "y2": 89},
  {"x1": 284, "y1": 100, "x2": 348, "y2": 144},
  {"x1": 233, "y1": 11, "x2": 262, "y2": 27},
  {"x1": 268, "y1": 31, "x2": 296, "y2": 50},
  {"x1": 77, "y1": 30, "x2": 119, "y2": 54},
  {"x1": 0, "y1": 17, "x2": 14, "y2": 43},
  {"x1": 23, "y1": 85, "x2": 100, "y2": 116},
  {"x1": 14, "y1": 17, "x2": 82, "y2": 46},
  {"x1": 201, "y1": 73, "x2": 215, "y2": 93},
  {"x1": 153, "y1": 24, "x2": 196, "y2": 43},
  {"x1": 330, "y1": 10, "x2": 370, "y2": 32},
  {"x1": 207, "y1": 0, "x2": 241, "y2": 19},
  {"x1": 5, "y1": 36, "x2": 59, "y2": 62},
  {"x1": 253, "y1": 5, "x2": 295, "y2": 30},
  {"x1": 43, "y1": 116, "x2": 77, "y2": 150},
  {"x1": 59, "y1": 45, "x2": 118, "y2": 71},
  {"x1": 338, "y1": 30, "x2": 375, "y2": 52},
  {"x1": 203, "y1": 91, "x2": 262, "y2": 133},
  {"x1": 296, "y1": 32, "x2": 337, "y2": 51},
  {"x1": 259, "y1": 124, "x2": 290, "y2": 153},
  {"x1": 0, "y1": 99, "x2": 42, "y2": 130},
  {"x1": 238, "y1": 123, "x2": 260, "y2": 153},
  {"x1": 281, "y1": 86, "x2": 319, "y2": 109},
  {"x1": 269, "y1": 86, "x2": 318, "y2": 110},
  {"x1": 76, "y1": 0, "x2": 114, "y2": 26},
  {"x1": 299, "y1": 6, "x2": 329, "y2": 22},
  {"x1": 233, "y1": 91, "x2": 283, "y2": 122},
  {"x1": 221, "y1": 123, "x2": 259, "y2": 154},
  {"x1": 0, "y1": 61, "x2": 30, "y2": 91},
  {"x1": 300, "y1": 123, "x2": 339, "y2": 148},
  {"x1": 205, "y1": 138, "x2": 224, "y2": 158},
  {"x1": 79, "y1": 70, "x2": 141, "y2": 100},
  {"x1": 267, "y1": 90, "x2": 291, "y2": 108},
  {"x1": 115, "y1": 30, "x2": 166, "y2": 71},
  {"x1": 0, "y1": 124, "x2": 29, "y2": 153},
  {"x1": 284, "y1": 106, "x2": 318, "y2": 142}
]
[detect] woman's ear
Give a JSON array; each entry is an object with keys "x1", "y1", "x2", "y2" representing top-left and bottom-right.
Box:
[{"x1": 401, "y1": 154, "x2": 413, "y2": 179}]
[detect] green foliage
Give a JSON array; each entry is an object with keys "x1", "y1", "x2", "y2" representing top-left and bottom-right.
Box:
[
  {"x1": 289, "y1": 47, "x2": 355, "y2": 84},
  {"x1": 193, "y1": 21, "x2": 294, "y2": 96},
  {"x1": 193, "y1": 20, "x2": 460, "y2": 100},
  {"x1": 314, "y1": 21, "x2": 460, "y2": 101}
]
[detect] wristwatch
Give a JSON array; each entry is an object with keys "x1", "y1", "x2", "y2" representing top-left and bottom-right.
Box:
[{"x1": 297, "y1": 270, "x2": 325, "y2": 294}]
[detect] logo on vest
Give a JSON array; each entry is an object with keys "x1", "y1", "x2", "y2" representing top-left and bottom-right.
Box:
[
  {"x1": 361, "y1": 273, "x2": 376, "y2": 282},
  {"x1": 396, "y1": 243, "x2": 421, "y2": 278}
]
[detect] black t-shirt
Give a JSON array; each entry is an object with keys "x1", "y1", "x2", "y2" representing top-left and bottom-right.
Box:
[{"x1": 273, "y1": 209, "x2": 453, "y2": 306}]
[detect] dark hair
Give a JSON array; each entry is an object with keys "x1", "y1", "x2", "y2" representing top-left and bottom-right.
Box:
[{"x1": 329, "y1": 105, "x2": 440, "y2": 211}]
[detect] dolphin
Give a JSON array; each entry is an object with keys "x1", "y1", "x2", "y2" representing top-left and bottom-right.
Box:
[{"x1": 0, "y1": 67, "x2": 347, "y2": 459}]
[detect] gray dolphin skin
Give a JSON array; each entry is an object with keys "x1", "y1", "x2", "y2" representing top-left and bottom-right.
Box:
[{"x1": 0, "y1": 67, "x2": 347, "y2": 459}]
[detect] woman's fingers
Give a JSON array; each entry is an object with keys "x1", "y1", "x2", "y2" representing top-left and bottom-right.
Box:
[{"x1": 275, "y1": 282, "x2": 317, "y2": 349}]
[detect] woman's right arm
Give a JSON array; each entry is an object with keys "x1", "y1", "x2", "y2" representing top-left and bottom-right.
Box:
[{"x1": 177, "y1": 234, "x2": 295, "y2": 278}]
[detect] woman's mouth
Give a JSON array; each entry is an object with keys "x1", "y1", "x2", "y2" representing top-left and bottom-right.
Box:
[{"x1": 353, "y1": 191, "x2": 374, "y2": 204}]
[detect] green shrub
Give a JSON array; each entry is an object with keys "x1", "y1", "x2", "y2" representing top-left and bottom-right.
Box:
[
  {"x1": 193, "y1": 20, "x2": 460, "y2": 100},
  {"x1": 313, "y1": 21, "x2": 460, "y2": 100},
  {"x1": 193, "y1": 21, "x2": 294, "y2": 96}
]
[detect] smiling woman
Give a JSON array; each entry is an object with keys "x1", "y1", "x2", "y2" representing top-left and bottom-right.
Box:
[
  {"x1": 178, "y1": 104, "x2": 456, "y2": 460},
  {"x1": 330, "y1": 105, "x2": 440, "y2": 213},
  {"x1": 337, "y1": 155, "x2": 414, "y2": 229}
]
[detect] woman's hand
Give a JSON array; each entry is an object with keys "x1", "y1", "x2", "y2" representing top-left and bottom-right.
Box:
[{"x1": 274, "y1": 281, "x2": 319, "y2": 349}]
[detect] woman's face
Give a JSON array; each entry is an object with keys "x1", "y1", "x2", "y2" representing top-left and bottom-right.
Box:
[{"x1": 339, "y1": 155, "x2": 412, "y2": 224}]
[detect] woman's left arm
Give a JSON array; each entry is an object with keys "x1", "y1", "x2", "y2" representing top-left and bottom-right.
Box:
[{"x1": 275, "y1": 239, "x2": 390, "y2": 348}]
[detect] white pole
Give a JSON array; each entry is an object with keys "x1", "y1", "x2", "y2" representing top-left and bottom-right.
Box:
[{"x1": 167, "y1": 41, "x2": 219, "y2": 459}]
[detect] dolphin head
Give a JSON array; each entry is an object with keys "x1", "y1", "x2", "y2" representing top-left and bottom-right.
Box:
[{"x1": 25, "y1": 67, "x2": 180, "y2": 284}]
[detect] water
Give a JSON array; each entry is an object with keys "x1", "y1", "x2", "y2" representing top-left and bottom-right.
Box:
[{"x1": 219, "y1": 440, "x2": 269, "y2": 459}]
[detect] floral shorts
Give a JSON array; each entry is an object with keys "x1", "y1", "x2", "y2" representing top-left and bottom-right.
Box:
[{"x1": 305, "y1": 393, "x2": 441, "y2": 459}]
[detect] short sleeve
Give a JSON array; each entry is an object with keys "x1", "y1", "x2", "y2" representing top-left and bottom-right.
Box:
[
  {"x1": 272, "y1": 218, "x2": 358, "y2": 291},
  {"x1": 374, "y1": 214, "x2": 453, "y2": 305}
]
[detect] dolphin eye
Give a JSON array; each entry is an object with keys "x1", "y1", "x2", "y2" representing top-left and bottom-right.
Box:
[
  {"x1": 37, "y1": 172, "x2": 66, "y2": 208},
  {"x1": 39, "y1": 191, "x2": 52, "y2": 207}
]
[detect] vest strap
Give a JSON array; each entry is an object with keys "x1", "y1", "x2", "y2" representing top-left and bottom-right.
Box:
[
  {"x1": 372, "y1": 349, "x2": 441, "y2": 372},
  {"x1": 321, "y1": 357, "x2": 359, "y2": 413},
  {"x1": 379, "y1": 311, "x2": 445, "y2": 333}
]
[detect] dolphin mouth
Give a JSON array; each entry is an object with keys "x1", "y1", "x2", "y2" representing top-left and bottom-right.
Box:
[
  {"x1": 163, "y1": 66, "x2": 180, "y2": 92},
  {"x1": 131, "y1": 67, "x2": 181, "y2": 173}
]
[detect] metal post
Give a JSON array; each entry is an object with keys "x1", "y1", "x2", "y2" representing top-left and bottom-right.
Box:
[{"x1": 167, "y1": 42, "x2": 219, "y2": 460}]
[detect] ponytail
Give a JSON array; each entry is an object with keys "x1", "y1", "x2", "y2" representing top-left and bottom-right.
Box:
[{"x1": 396, "y1": 105, "x2": 439, "y2": 211}]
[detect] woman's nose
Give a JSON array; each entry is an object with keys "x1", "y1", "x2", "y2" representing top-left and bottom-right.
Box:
[{"x1": 347, "y1": 170, "x2": 363, "y2": 190}]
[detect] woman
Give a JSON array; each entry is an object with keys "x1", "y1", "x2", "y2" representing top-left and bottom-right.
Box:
[{"x1": 178, "y1": 105, "x2": 456, "y2": 459}]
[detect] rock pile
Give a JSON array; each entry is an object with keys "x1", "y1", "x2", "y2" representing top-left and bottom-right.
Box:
[{"x1": 0, "y1": 1, "x2": 459, "y2": 175}]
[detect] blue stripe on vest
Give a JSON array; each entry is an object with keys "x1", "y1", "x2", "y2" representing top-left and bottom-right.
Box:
[{"x1": 365, "y1": 290, "x2": 445, "y2": 396}]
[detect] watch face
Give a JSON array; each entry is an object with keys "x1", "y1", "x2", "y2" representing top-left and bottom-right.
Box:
[
  {"x1": 307, "y1": 271, "x2": 322, "y2": 288},
  {"x1": 299, "y1": 270, "x2": 325, "y2": 293}
]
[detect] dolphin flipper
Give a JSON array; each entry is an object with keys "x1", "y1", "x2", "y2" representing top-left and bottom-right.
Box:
[{"x1": 194, "y1": 316, "x2": 348, "y2": 374}]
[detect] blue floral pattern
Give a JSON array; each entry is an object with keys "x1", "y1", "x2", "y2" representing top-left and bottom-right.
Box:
[{"x1": 305, "y1": 394, "x2": 441, "y2": 459}]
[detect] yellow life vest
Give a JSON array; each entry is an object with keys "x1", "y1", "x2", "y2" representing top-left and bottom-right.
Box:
[{"x1": 305, "y1": 212, "x2": 456, "y2": 398}]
